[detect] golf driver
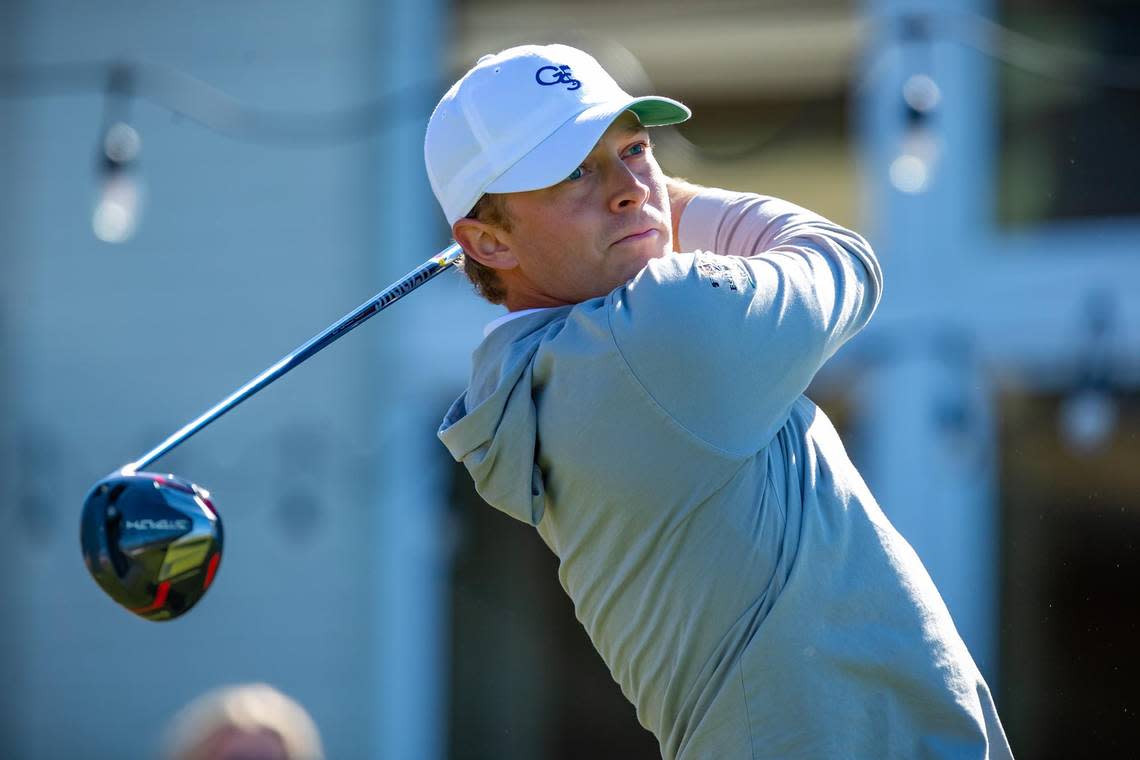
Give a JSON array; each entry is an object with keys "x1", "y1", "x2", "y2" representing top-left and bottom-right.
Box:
[{"x1": 81, "y1": 242, "x2": 463, "y2": 621}]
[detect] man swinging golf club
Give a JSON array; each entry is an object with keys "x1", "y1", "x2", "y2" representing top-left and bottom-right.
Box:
[{"x1": 428, "y1": 44, "x2": 1012, "y2": 759}]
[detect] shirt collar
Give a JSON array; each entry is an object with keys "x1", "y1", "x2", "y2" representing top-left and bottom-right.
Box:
[{"x1": 483, "y1": 307, "x2": 556, "y2": 337}]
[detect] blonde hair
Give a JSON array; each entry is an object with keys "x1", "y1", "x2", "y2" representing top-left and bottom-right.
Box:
[{"x1": 162, "y1": 683, "x2": 324, "y2": 760}]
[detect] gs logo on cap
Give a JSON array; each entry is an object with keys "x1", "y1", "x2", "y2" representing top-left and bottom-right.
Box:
[{"x1": 535, "y1": 64, "x2": 581, "y2": 90}]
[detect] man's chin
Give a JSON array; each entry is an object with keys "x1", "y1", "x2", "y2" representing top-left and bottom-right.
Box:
[
  {"x1": 602, "y1": 250, "x2": 666, "y2": 295},
  {"x1": 628, "y1": 245, "x2": 670, "y2": 277}
]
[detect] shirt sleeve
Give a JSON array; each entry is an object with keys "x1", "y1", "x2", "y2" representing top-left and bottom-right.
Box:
[{"x1": 606, "y1": 188, "x2": 883, "y2": 455}]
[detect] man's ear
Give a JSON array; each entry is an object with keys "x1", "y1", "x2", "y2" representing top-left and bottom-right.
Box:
[{"x1": 452, "y1": 218, "x2": 519, "y2": 271}]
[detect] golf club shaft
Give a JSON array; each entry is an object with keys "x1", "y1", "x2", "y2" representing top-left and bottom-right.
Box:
[{"x1": 123, "y1": 242, "x2": 464, "y2": 474}]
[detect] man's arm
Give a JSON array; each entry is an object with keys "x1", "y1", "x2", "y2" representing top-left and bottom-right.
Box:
[{"x1": 610, "y1": 185, "x2": 883, "y2": 454}]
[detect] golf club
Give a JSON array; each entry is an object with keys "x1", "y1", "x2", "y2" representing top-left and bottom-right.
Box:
[{"x1": 80, "y1": 242, "x2": 463, "y2": 621}]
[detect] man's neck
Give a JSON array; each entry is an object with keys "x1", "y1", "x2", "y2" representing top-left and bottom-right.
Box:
[{"x1": 502, "y1": 282, "x2": 574, "y2": 311}]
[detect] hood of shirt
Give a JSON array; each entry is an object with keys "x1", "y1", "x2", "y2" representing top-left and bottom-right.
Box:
[{"x1": 437, "y1": 307, "x2": 572, "y2": 525}]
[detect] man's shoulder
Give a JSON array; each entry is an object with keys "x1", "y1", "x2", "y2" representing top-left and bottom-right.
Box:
[{"x1": 470, "y1": 304, "x2": 576, "y2": 375}]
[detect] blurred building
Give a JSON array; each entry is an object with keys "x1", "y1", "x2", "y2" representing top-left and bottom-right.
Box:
[
  {"x1": 1, "y1": 0, "x2": 1137, "y2": 758},
  {"x1": 0, "y1": 1, "x2": 464, "y2": 757}
]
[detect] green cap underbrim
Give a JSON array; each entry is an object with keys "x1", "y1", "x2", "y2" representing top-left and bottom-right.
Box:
[{"x1": 627, "y1": 97, "x2": 691, "y2": 128}]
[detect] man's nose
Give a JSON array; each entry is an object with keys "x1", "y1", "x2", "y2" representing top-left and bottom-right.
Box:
[{"x1": 607, "y1": 161, "x2": 649, "y2": 213}]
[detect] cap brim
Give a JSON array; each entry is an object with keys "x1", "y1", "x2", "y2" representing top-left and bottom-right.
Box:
[{"x1": 484, "y1": 95, "x2": 690, "y2": 196}]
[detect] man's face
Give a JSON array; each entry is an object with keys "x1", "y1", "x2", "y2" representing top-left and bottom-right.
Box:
[{"x1": 494, "y1": 112, "x2": 672, "y2": 307}]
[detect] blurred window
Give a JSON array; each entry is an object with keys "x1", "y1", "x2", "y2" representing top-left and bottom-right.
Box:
[
  {"x1": 997, "y1": 0, "x2": 1140, "y2": 227},
  {"x1": 998, "y1": 389, "x2": 1140, "y2": 758}
]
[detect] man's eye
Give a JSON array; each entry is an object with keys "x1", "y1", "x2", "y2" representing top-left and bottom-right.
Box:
[
  {"x1": 626, "y1": 140, "x2": 652, "y2": 157},
  {"x1": 565, "y1": 166, "x2": 584, "y2": 182}
]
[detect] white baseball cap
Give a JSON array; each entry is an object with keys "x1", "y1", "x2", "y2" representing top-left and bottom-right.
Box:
[{"x1": 424, "y1": 43, "x2": 691, "y2": 224}]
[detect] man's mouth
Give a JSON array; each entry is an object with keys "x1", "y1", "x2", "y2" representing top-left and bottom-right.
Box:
[{"x1": 614, "y1": 228, "x2": 658, "y2": 245}]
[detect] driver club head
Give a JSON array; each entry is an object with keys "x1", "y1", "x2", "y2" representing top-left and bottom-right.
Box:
[{"x1": 80, "y1": 471, "x2": 223, "y2": 621}]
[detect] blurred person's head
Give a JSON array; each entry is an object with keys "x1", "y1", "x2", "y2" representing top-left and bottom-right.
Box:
[
  {"x1": 162, "y1": 683, "x2": 324, "y2": 760},
  {"x1": 424, "y1": 43, "x2": 690, "y2": 309}
]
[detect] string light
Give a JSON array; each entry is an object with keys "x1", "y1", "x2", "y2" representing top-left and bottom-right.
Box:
[
  {"x1": 0, "y1": 10, "x2": 1135, "y2": 239},
  {"x1": 90, "y1": 65, "x2": 145, "y2": 244},
  {"x1": 890, "y1": 73, "x2": 942, "y2": 194},
  {"x1": 886, "y1": 15, "x2": 943, "y2": 195},
  {"x1": 93, "y1": 121, "x2": 144, "y2": 244},
  {"x1": 1058, "y1": 291, "x2": 1120, "y2": 456}
]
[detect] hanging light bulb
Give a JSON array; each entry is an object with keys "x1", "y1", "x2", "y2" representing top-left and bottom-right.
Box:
[
  {"x1": 1058, "y1": 291, "x2": 1119, "y2": 456},
  {"x1": 890, "y1": 73, "x2": 942, "y2": 194},
  {"x1": 92, "y1": 65, "x2": 145, "y2": 244},
  {"x1": 1059, "y1": 386, "x2": 1117, "y2": 455},
  {"x1": 93, "y1": 121, "x2": 144, "y2": 244}
]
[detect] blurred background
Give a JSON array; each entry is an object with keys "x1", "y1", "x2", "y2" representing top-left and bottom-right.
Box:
[{"x1": 1, "y1": 0, "x2": 1138, "y2": 757}]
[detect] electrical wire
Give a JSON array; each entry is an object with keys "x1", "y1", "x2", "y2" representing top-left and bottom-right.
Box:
[
  {"x1": 946, "y1": 11, "x2": 1140, "y2": 92},
  {"x1": 672, "y1": 9, "x2": 1140, "y2": 165},
  {"x1": 0, "y1": 58, "x2": 441, "y2": 147},
  {"x1": 0, "y1": 9, "x2": 1137, "y2": 150}
]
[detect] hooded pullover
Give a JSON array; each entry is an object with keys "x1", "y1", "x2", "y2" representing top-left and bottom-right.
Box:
[{"x1": 439, "y1": 188, "x2": 1012, "y2": 759}]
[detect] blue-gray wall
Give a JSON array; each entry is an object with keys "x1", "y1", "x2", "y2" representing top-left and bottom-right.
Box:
[{"x1": 0, "y1": 1, "x2": 495, "y2": 757}]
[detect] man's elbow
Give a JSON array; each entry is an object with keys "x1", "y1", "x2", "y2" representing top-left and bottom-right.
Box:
[{"x1": 844, "y1": 231, "x2": 884, "y2": 317}]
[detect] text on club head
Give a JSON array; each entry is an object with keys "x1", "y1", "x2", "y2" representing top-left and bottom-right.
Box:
[{"x1": 124, "y1": 518, "x2": 191, "y2": 531}]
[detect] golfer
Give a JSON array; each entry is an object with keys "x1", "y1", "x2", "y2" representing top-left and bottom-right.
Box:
[{"x1": 427, "y1": 44, "x2": 1012, "y2": 759}]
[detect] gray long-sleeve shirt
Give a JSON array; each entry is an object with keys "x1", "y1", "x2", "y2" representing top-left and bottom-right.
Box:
[{"x1": 439, "y1": 188, "x2": 1012, "y2": 759}]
